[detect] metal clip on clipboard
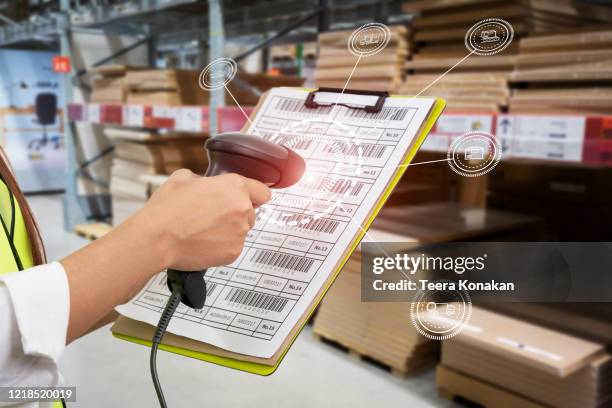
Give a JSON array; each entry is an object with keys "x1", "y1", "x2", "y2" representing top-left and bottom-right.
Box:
[{"x1": 304, "y1": 87, "x2": 389, "y2": 114}]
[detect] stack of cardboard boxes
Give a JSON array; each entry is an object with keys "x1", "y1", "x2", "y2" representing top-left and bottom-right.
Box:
[
  {"x1": 509, "y1": 28, "x2": 612, "y2": 114},
  {"x1": 313, "y1": 203, "x2": 542, "y2": 376},
  {"x1": 313, "y1": 230, "x2": 437, "y2": 377},
  {"x1": 438, "y1": 307, "x2": 612, "y2": 408},
  {"x1": 106, "y1": 128, "x2": 208, "y2": 225},
  {"x1": 314, "y1": 25, "x2": 410, "y2": 92},
  {"x1": 400, "y1": 0, "x2": 611, "y2": 112},
  {"x1": 90, "y1": 65, "x2": 141, "y2": 103}
]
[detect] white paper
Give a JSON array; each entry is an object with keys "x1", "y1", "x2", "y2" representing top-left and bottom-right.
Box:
[{"x1": 116, "y1": 88, "x2": 436, "y2": 358}]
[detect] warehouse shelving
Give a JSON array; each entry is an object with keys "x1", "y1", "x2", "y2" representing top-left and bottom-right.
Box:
[{"x1": 67, "y1": 103, "x2": 612, "y2": 167}]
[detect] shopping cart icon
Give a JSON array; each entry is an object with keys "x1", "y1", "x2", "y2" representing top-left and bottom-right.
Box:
[{"x1": 359, "y1": 33, "x2": 382, "y2": 46}]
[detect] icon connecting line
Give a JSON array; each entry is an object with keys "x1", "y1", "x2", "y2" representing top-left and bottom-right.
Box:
[
  {"x1": 381, "y1": 158, "x2": 453, "y2": 170},
  {"x1": 223, "y1": 84, "x2": 263, "y2": 137},
  {"x1": 411, "y1": 50, "x2": 476, "y2": 99},
  {"x1": 333, "y1": 54, "x2": 363, "y2": 107}
]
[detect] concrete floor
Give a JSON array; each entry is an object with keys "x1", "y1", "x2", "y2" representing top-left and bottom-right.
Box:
[{"x1": 26, "y1": 194, "x2": 457, "y2": 408}]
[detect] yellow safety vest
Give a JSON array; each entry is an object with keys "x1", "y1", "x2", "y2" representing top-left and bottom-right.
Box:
[{"x1": 0, "y1": 147, "x2": 62, "y2": 408}]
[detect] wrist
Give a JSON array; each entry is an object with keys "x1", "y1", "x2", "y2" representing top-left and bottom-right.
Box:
[{"x1": 122, "y1": 208, "x2": 173, "y2": 273}]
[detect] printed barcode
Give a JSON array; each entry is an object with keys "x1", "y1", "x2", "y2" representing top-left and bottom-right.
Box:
[
  {"x1": 251, "y1": 249, "x2": 315, "y2": 272},
  {"x1": 345, "y1": 107, "x2": 410, "y2": 121},
  {"x1": 282, "y1": 214, "x2": 340, "y2": 233},
  {"x1": 275, "y1": 98, "x2": 332, "y2": 114},
  {"x1": 301, "y1": 176, "x2": 365, "y2": 196},
  {"x1": 325, "y1": 143, "x2": 387, "y2": 158},
  {"x1": 263, "y1": 134, "x2": 313, "y2": 150},
  {"x1": 206, "y1": 282, "x2": 218, "y2": 296},
  {"x1": 225, "y1": 287, "x2": 289, "y2": 312}
]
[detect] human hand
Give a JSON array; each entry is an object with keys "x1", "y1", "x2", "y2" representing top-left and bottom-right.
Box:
[{"x1": 136, "y1": 170, "x2": 271, "y2": 271}]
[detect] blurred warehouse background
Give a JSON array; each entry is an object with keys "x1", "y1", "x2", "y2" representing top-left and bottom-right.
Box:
[{"x1": 1, "y1": 0, "x2": 612, "y2": 407}]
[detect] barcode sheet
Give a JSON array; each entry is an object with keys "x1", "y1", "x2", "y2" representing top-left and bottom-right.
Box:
[{"x1": 116, "y1": 88, "x2": 436, "y2": 358}]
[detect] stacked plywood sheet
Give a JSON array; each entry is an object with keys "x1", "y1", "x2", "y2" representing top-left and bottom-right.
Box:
[
  {"x1": 398, "y1": 72, "x2": 510, "y2": 112},
  {"x1": 315, "y1": 25, "x2": 410, "y2": 92},
  {"x1": 105, "y1": 128, "x2": 208, "y2": 225},
  {"x1": 438, "y1": 307, "x2": 612, "y2": 408},
  {"x1": 124, "y1": 69, "x2": 303, "y2": 106},
  {"x1": 313, "y1": 231, "x2": 437, "y2": 377},
  {"x1": 401, "y1": 0, "x2": 612, "y2": 112},
  {"x1": 313, "y1": 204, "x2": 542, "y2": 375},
  {"x1": 509, "y1": 28, "x2": 612, "y2": 114},
  {"x1": 90, "y1": 65, "x2": 144, "y2": 103}
]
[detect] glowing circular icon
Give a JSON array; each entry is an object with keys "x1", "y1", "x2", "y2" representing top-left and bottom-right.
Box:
[
  {"x1": 348, "y1": 22, "x2": 391, "y2": 58},
  {"x1": 198, "y1": 57, "x2": 238, "y2": 91},
  {"x1": 257, "y1": 118, "x2": 364, "y2": 227},
  {"x1": 410, "y1": 280, "x2": 472, "y2": 341},
  {"x1": 447, "y1": 131, "x2": 501, "y2": 178},
  {"x1": 464, "y1": 18, "x2": 514, "y2": 56}
]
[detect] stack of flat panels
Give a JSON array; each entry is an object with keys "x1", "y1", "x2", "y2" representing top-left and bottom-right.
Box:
[
  {"x1": 312, "y1": 231, "x2": 437, "y2": 376},
  {"x1": 314, "y1": 26, "x2": 410, "y2": 92},
  {"x1": 124, "y1": 69, "x2": 303, "y2": 106},
  {"x1": 313, "y1": 204, "x2": 542, "y2": 375},
  {"x1": 509, "y1": 28, "x2": 612, "y2": 114},
  {"x1": 439, "y1": 307, "x2": 612, "y2": 408},
  {"x1": 90, "y1": 65, "x2": 144, "y2": 103},
  {"x1": 401, "y1": 0, "x2": 611, "y2": 112},
  {"x1": 105, "y1": 128, "x2": 207, "y2": 225}
]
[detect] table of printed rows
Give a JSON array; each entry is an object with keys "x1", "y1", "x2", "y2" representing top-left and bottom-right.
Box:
[{"x1": 134, "y1": 99, "x2": 419, "y2": 340}]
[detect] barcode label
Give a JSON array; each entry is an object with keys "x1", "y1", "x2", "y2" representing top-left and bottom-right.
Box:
[
  {"x1": 282, "y1": 214, "x2": 341, "y2": 233},
  {"x1": 301, "y1": 176, "x2": 365, "y2": 196},
  {"x1": 263, "y1": 134, "x2": 314, "y2": 150},
  {"x1": 345, "y1": 107, "x2": 410, "y2": 121},
  {"x1": 225, "y1": 287, "x2": 289, "y2": 312},
  {"x1": 275, "y1": 98, "x2": 332, "y2": 114},
  {"x1": 206, "y1": 282, "x2": 218, "y2": 297},
  {"x1": 325, "y1": 143, "x2": 387, "y2": 158},
  {"x1": 251, "y1": 249, "x2": 315, "y2": 272}
]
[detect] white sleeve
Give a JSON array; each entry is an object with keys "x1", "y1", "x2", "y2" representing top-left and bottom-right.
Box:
[{"x1": 0, "y1": 262, "x2": 69, "y2": 389}]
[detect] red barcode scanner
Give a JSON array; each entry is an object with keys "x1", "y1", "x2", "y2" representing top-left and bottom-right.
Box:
[{"x1": 151, "y1": 132, "x2": 306, "y2": 408}]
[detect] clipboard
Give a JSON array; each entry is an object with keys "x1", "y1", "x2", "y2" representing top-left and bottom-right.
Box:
[{"x1": 112, "y1": 87, "x2": 446, "y2": 376}]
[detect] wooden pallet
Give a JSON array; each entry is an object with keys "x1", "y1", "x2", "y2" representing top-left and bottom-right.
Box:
[
  {"x1": 74, "y1": 223, "x2": 113, "y2": 240},
  {"x1": 313, "y1": 333, "x2": 434, "y2": 378},
  {"x1": 437, "y1": 366, "x2": 546, "y2": 408}
]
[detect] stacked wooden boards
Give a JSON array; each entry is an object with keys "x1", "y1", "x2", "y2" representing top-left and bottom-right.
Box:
[
  {"x1": 315, "y1": 26, "x2": 410, "y2": 92},
  {"x1": 105, "y1": 128, "x2": 207, "y2": 225},
  {"x1": 438, "y1": 307, "x2": 612, "y2": 408},
  {"x1": 312, "y1": 231, "x2": 437, "y2": 377},
  {"x1": 90, "y1": 68, "x2": 303, "y2": 106},
  {"x1": 90, "y1": 65, "x2": 144, "y2": 103},
  {"x1": 313, "y1": 203, "x2": 542, "y2": 375},
  {"x1": 509, "y1": 28, "x2": 612, "y2": 114},
  {"x1": 401, "y1": 0, "x2": 612, "y2": 112}
]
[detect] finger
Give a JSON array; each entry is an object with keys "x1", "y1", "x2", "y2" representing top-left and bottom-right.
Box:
[
  {"x1": 243, "y1": 178, "x2": 272, "y2": 207},
  {"x1": 246, "y1": 208, "x2": 256, "y2": 228}
]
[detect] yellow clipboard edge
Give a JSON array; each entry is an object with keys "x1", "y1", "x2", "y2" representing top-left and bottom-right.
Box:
[{"x1": 113, "y1": 94, "x2": 447, "y2": 376}]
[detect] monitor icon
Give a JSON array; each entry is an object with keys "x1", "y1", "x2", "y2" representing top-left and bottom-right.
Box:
[
  {"x1": 465, "y1": 146, "x2": 485, "y2": 160},
  {"x1": 480, "y1": 30, "x2": 500, "y2": 43}
]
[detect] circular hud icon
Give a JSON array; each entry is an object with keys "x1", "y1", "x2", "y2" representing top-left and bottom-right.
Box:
[
  {"x1": 198, "y1": 57, "x2": 238, "y2": 91},
  {"x1": 464, "y1": 18, "x2": 514, "y2": 56},
  {"x1": 348, "y1": 22, "x2": 391, "y2": 57},
  {"x1": 447, "y1": 131, "x2": 501, "y2": 178},
  {"x1": 410, "y1": 280, "x2": 472, "y2": 341}
]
